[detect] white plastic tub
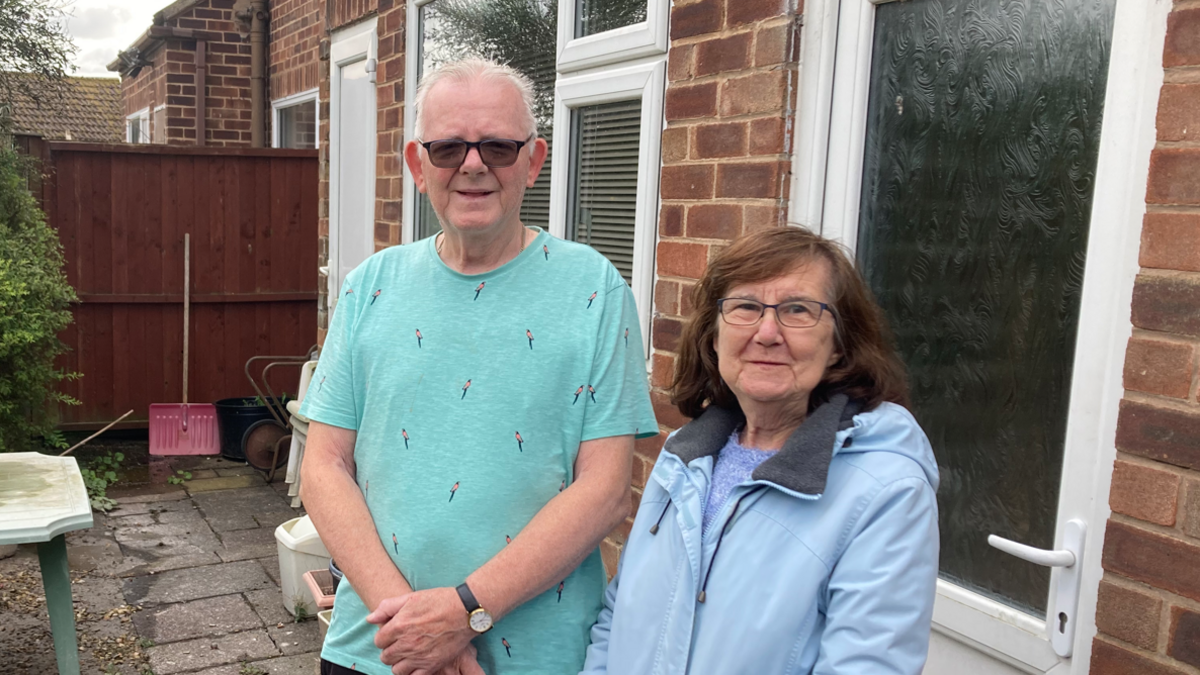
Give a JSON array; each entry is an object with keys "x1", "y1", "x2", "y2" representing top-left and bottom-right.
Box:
[
  {"x1": 318, "y1": 609, "x2": 332, "y2": 641},
  {"x1": 275, "y1": 515, "x2": 331, "y2": 616}
]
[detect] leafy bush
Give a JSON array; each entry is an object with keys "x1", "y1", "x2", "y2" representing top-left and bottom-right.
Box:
[{"x1": 0, "y1": 147, "x2": 78, "y2": 451}]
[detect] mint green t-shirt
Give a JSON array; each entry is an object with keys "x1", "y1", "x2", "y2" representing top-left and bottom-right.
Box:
[{"x1": 300, "y1": 229, "x2": 658, "y2": 675}]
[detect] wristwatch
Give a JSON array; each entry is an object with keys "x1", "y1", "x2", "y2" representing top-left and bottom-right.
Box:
[{"x1": 455, "y1": 583, "x2": 494, "y2": 633}]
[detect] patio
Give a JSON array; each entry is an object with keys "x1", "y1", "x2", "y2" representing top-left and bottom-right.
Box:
[{"x1": 0, "y1": 441, "x2": 323, "y2": 675}]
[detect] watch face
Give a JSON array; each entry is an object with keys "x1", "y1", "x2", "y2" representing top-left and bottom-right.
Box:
[{"x1": 469, "y1": 609, "x2": 493, "y2": 633}]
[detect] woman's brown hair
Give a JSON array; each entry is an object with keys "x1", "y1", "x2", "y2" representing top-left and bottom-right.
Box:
[{"x1": 671, "y1": 226, "x2": 910, "y2": 419}]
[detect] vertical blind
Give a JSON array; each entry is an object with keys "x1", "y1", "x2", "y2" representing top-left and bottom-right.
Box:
[{"x1": 570, "y1": 98, "x2": 642, "y2": 285}]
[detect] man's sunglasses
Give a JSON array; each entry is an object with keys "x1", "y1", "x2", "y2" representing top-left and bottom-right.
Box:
[{"x1": 419, "y1": 137, "x2": 533, "y2": 169}]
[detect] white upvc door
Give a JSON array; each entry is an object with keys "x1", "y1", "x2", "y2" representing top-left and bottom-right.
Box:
[
  {"x1": 788, "y1": 0, "x2": 1171, "y2": 672},
  {"x1": 328, "y1": 20, "x2": 378, "y2": 306}
]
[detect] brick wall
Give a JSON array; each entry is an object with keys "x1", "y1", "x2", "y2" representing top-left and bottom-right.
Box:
[
  {"x1": 117, "y1": 0, "x2": 261, "y2": 146},
  {"x1": 599, "y1": 0, "x2": 803, "y2": 572},
  {"x1": 270, "y1": 0, "x2": 322, "y2": 99},
  {"x1": 1090, "y1": 5, "x2": 1200, "y2": 675}
]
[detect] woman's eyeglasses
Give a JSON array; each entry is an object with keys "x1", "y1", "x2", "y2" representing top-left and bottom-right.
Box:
[
  {"x1": 717, "y1": 298, "x2": 836, "y2": 329},
  {"x1": 419, "y1": 137, "x2": 533, "y2": 169}
]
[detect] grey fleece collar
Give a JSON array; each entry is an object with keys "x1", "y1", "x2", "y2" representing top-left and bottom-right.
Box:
[{"x1": 663, "y1": 393, "x2": 862, "y2": 496}]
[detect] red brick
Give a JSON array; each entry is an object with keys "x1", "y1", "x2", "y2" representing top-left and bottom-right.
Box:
[
  {"x1": 651, "y1": 389, "x2": 689, "y2": 431},
  {"x1": 1116, "y1": 399, "x2": 1200, "y2": 470},
  {"x1": 661, "y1": 164, "x2": 715, "y2": 200},
  {"x1": 660, "y1": 204, "x2": 684, "y2": 237},
  {"x1": 755, "y1": 21, "x2": 796, "y2": 67},
  {"x1": 1102, "y1": 520, "x2": 1200, "y2": 603},
  {"x1": 1183, "y1": 478, "x2": 1200, "y2": 539},
  {"x1": 1140, "y1": 212, "x2": 1200, "y2": 273},
  {"x1": 1169, "y1": 606, "x2": 1200, "y2": 668},
  {"x1": 652, "y1": 316, "x2": 684, "y2": 352},
  {"x1": 600, "y1": 538, "x2": 621, "y2": 579},
  {"x1": 694, "y1": 122, "x2": 747, "y2": 159},
  {"x1": 1157, "y1": 84, "x2": 1200, "y2": 143},
  {"x1": 655, "y1": 279, "x2": 681, "y2": 316},
  {"x1": 720, "y1": 71, "x2": 788, "y2": 116},
  {"x1": 662, "y1": 126, "x2": 689, "y2": 163},
  {"x1": 631, "y1": 453, "x2": 654, "y2": 490},
  {"x1": 695, "y1": 33, "x2": 752, "y2": 77},
  {"x1": 1095, "y1": 579, "x2": 1163, "y2": 651},
  {"x1": 728, "y1": 0, "x2": 788, "y2": 27},
  {"x1": 657, "y1": 241, "x2": 709, "y2": 279},
  {"x1": 668, "y1": 44, "x2": 695, "y2": 81},
  {"x1": 1109, "y1": 460, "x2": 1180, "y2": 525},
  {"x1": 680, "y1": 281, "x2": 698, "y2": 317},
  {"x1": 666, "y1": 82, "x2": 718, "y2": 120},
  {"x1": 687, "y1": 203, "x2": 742, "y2": 239},
  {"x1": 744, "y1": 204, "x2": 784, "y2": 232},
  {"x1": 651, "y1": 353, "x2": 676, "y2": 389},
  {"x1": 749, "y1": 116, "x2": 786, "y2": 155},
  {"x1": 1131, "y1": 273, "x2": 1200, "y2": 338},
  {"x1": 1123, "y1": 335, "x2": 1195, "y2": 399},
  {"x1": 716, "y1": 162, "x2": 780, "y2": 199},
  {"x1": 635, "y1": 432, "x2": 665, "y2": 464},
  {"x1": 1090, "y1": 638, "x2": 1188, "y2": 675},
  {"x1": 1147, "y1": 148, "x2": 1200, "y2": 205},
  {"x1": 671, "y1": 0, "x2": 721, "y2": 39},
  {"x1": 1164, "y1": 9, "x2": 1200, "y2": 68}
]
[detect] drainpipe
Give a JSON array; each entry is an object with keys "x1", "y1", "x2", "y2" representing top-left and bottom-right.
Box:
[
  {"x1": 249, "y1": 0, "x2": 267, "y2": 147},
  {"x1": 195, "y1": 41, "x2": 206, "y2": 146}
]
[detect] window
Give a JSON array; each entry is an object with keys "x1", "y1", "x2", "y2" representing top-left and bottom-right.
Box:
[
  {"x1": 126, "y1": 107, "x2": 149, "y2": 144},
  {"x1": 152, "y1": 105, "x2": 167, "y2": 144},
  {"x1": 272, "y1": 89, "x2": 319, "y2": 149},
  {"x1": 404, "y1": 0, "x2": 669, "y2": 354}
]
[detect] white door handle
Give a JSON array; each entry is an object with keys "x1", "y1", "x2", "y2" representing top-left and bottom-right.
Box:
[{"x1": 987, "y1": 518, "x2": 1087, "y2": 659}]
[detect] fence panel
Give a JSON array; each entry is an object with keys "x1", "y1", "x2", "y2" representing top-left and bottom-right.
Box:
[{"x1": 46, "y1": 143, "x2": 319, "y2": 429}]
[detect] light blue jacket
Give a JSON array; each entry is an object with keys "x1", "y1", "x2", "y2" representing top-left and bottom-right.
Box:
[{"x1": 581, "y1": 394, "x2": 940, "y2": 675}]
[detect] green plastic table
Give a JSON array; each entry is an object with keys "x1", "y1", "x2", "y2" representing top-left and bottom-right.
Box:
[{"x1": 0, "y1": 452, "x2": 94, "y2": 675}]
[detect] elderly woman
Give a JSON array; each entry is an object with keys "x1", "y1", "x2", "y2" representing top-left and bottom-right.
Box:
[{"x1": 580, "y1": 227, "x2": 940, "y2": 675}]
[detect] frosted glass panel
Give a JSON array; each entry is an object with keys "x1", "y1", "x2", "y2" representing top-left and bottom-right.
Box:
[
  {"x1": 856, "y1": 0, "x2": 1115, "y2": 615},
  {"x1": 570, "y1": 99, "x2": 641, "y2": 284},
  {"x1": 417, "y1": 0, "x2": 557, "y2": 240}
]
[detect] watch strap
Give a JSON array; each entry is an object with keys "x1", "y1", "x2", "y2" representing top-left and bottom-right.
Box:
[{"x1": 455, "y1": 583, "x2": 481, "y2": 614}]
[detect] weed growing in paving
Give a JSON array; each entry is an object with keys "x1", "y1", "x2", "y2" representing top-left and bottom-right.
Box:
[
  {"x1": 166, "y1": 470, "x2": 191, "y2": 485},
  {"x1": 239, "y1": 661, "x2": 267, "y2": 675},
  {"x1": 80, "y1": 452, "x2": 124, "y2": 511}
]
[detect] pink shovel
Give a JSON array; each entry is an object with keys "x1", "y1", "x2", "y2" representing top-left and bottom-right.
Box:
[{"x1": 150, "y1": 233, "x2": 220, "y2": 456}]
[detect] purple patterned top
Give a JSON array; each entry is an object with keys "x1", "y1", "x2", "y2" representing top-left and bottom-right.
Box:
[{"x1": 702, "y1": 430, "x2": 778, "y2": 536}]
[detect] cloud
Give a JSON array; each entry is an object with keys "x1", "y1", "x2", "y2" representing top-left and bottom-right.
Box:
[{"x1": 68, "y1": 5, "x2": 133, "y2": 40}]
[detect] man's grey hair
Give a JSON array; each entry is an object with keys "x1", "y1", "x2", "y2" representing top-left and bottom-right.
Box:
[{"x1": 413, "y1": 58, "x2": 538, "y2": 140}]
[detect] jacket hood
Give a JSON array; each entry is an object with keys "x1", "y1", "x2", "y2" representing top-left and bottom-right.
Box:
[{"x1": 663, "y1": 394, "x2": 939, "y2": 496}]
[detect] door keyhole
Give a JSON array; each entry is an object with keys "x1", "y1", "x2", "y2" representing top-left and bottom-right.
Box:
[{"x1": 1058, "y1": 612, "x2": 1068, "y2": 633}]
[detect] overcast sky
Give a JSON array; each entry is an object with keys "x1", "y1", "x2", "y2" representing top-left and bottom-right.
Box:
[{"x1": 67, "y1": 0, "x2": 168, "y2": 78}]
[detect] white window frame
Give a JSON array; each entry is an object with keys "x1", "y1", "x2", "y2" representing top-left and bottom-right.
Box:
[
  {"x1": 328, "y1": 19, "x2": 379, "y2": 303},
  {"x1": 271, "y1": 88, "x2": 320, "y2": 149},
  {"x1": 556, "y1": 0, "x2": 670, "y2": 73},
  {"x1": 549, "y1": 60, "x2": 664, "y2": 357},
  {"x1": 786, "y1": 0, "x2": 1170, "y2": 671},
  {"x1": 126, "y1": 106, "x2": 150, "y2": 143},
  {"x1": 403, "y1": 0, "x2": 667, "y2": 357}
]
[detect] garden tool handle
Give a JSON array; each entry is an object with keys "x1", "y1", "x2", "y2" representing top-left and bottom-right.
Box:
[{"x1": 183, "y1": 233, "x2": 190, "y2": 409}]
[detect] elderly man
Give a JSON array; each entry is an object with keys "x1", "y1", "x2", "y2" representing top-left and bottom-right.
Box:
[{"x1": 299, "y1": 58, "x2": 657, "y2": 675}]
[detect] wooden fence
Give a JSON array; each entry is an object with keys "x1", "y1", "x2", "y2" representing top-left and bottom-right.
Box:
[{"x1": 40, "y1": 143, "x2": 319, "y2": 429}]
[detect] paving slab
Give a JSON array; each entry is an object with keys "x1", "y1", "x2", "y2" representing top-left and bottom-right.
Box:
[
  {"x1": 124, "y1": 559, "x2": 275, "y2": 606},
  {"x1": 245, "y1": 588, "x2": 293, "y2": 626},
  {"x1": 169, "y1": 455, "x2": 250, "y2": 471},
  {"x1": 268, "y1": 619, "x2": 322, "y2": 655},
  {"x1": 109, "y1": 498, "x2": 201, "y2": 517},
  {"x1": 188, "y1": 651, "x2": 322, "y2": 675},
  {"x1": 218, "y1": 527, "x2": 280, "y2": 562},
  {"x1": 70, "y1": 573, "x2": 128, "y2": 621},
  {"x1": 133, "y1": 593, "x2": 264, "y2": 644},
  {"x1": 259, "y1": 555, "x2": 282, "y2": 586},
  {"x1": 216, "y1": 466, "x2": 261, "y2": 477},
  {"x1": 147, "y1": 628, "x2": 280, "y2": 674},
  {"x1": 194, "y1": 486, "x2": 295, "y2": 532},
  {"x1": 187, "y1": 475, "x2": 268, "y2": 493},
  {"x1": 255, "y1": 509, "x2": 303, "y2": 530},
  {"x1": 117, "y1": 551, "x2": 224, "y2": 578},
  {"x1": 66, "y1": 525, "x2": 126, "y2": 574},
  {"x1": 156, "y1": 504, "x2": 211, "y2": 526},
  {"x1": 112, "y1": 520, "x2": 223, "y2": 559},
  {"x1": 109, "y1": 483, "x2": 189, "y2": 503},
  {"x1": 189, "y1": 469, "x2": 220, "y2": 479}
]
